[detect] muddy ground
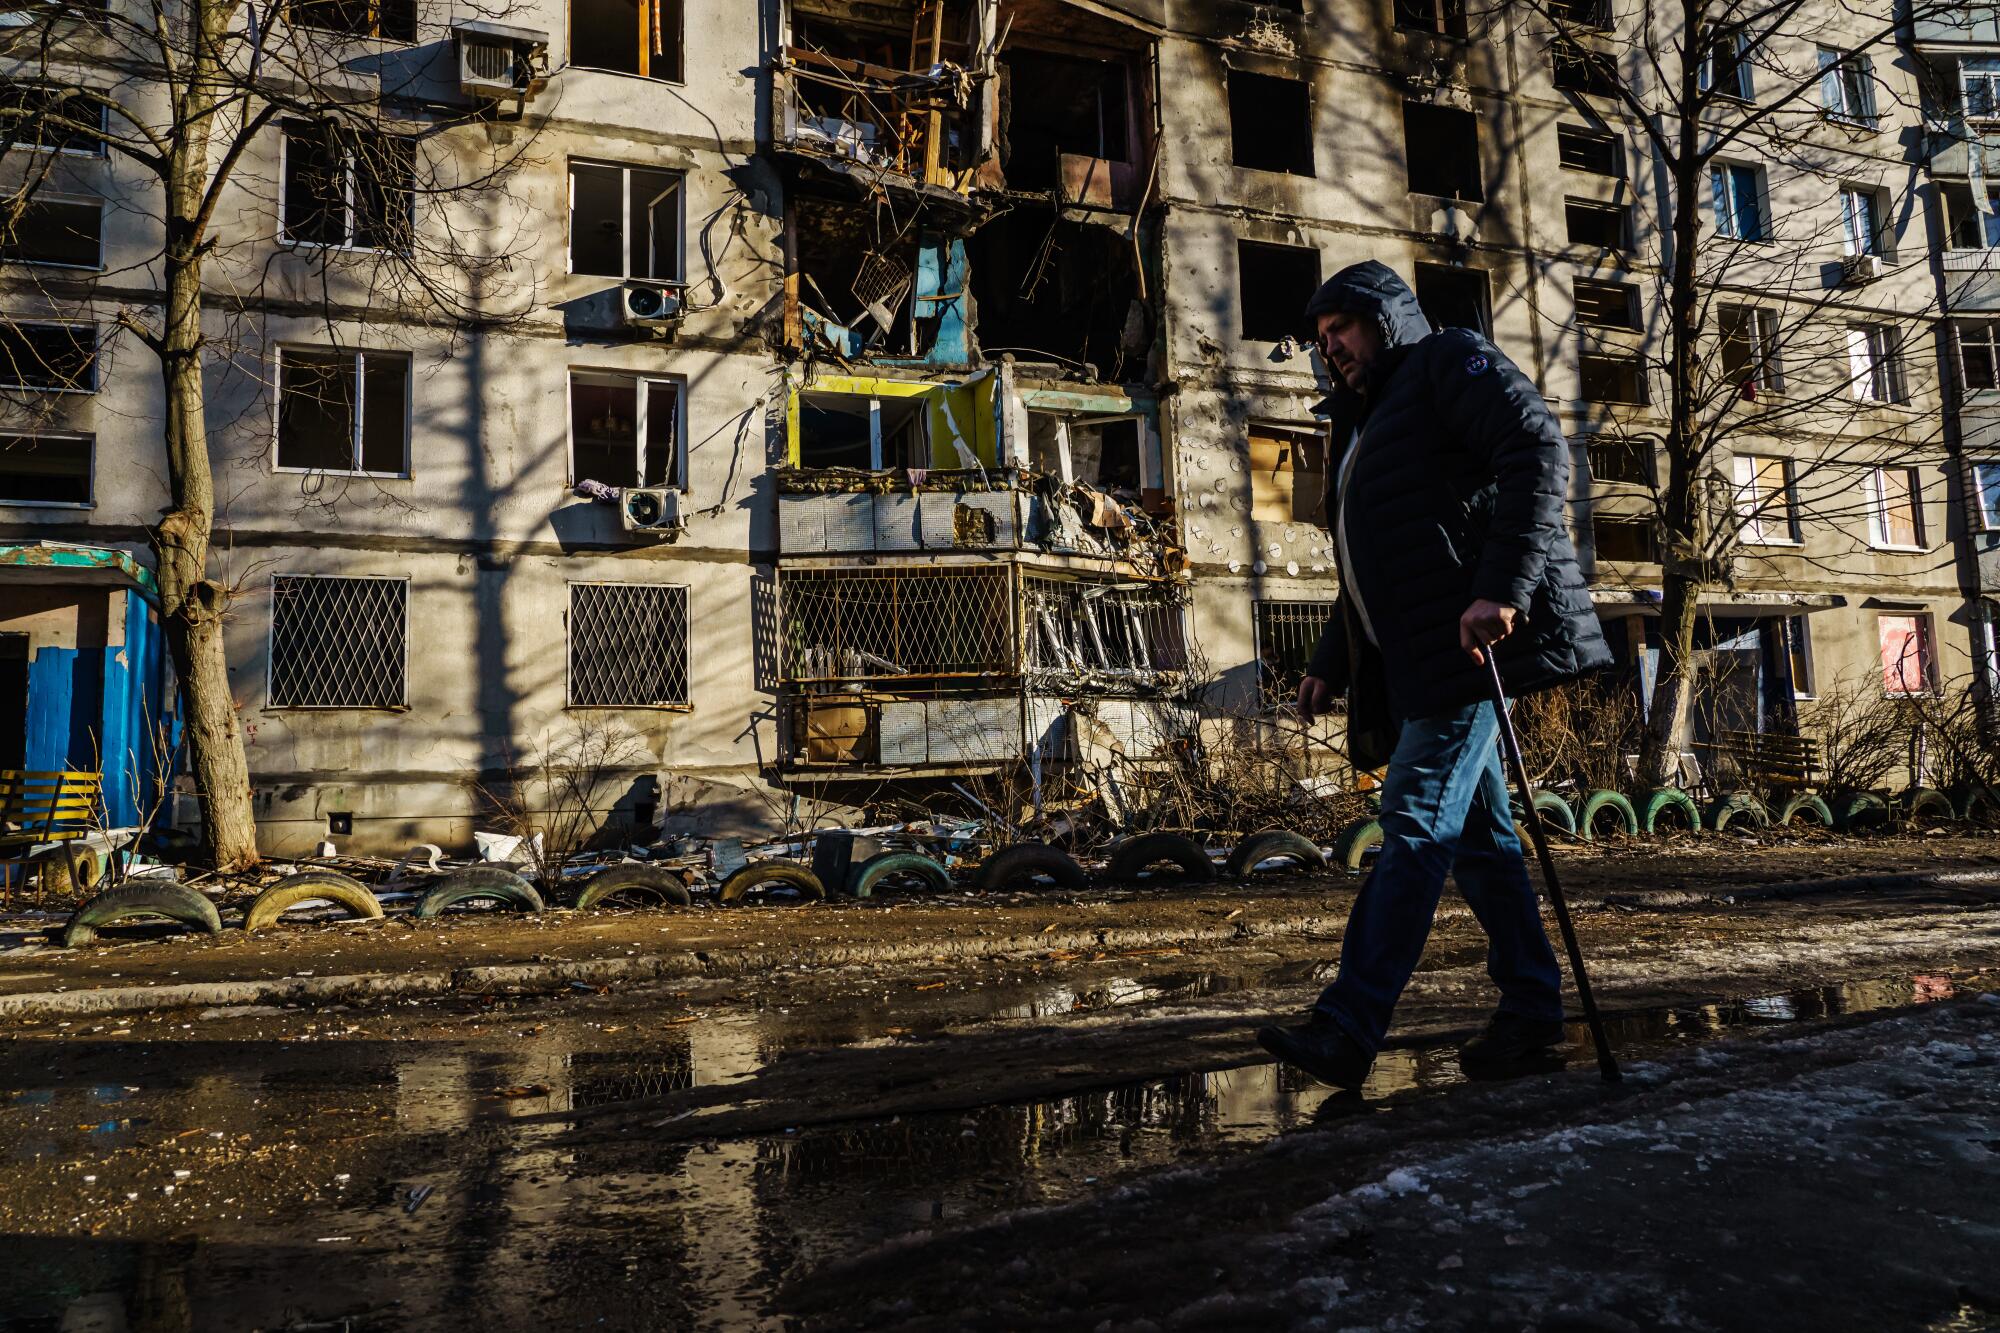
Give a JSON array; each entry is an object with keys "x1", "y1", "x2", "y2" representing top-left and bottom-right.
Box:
[{"x1": 1, "y1": 835, "x2": 1998, "y2": 1330}]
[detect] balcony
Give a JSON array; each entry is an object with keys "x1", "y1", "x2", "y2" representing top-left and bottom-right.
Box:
[{"x1": 1913, "y1": 8, "x2": 2000, "y2": 49}]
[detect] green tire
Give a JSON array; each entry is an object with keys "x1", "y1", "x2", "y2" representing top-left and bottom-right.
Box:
[
  {"x1": 1332, "y1": 817, "x2": 1383, "y2": 872},
  {"x1": 1775, "y1": 793, "x2": 1834, "y2": 828},
  {"x1": 1705, "y1": 791, "x2": 1770, "y2": 834},
  {"x1": 1638, "y1": 787, "x2": 1701, "y2": 835},
  {"x1": 1576, "y1": 790, "x2": 1638, "y2": 840}
]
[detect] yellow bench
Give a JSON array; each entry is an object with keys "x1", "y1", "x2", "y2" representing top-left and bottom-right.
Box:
[{"x1": 0, "y1": 770, "x2": 103, "y2": 904}]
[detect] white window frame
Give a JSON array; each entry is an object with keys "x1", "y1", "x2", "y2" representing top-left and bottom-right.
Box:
[
  {"x1": 1699, "y1": 29, "x2": 1755, "y2": 102},
  {"x1": 0, "y1": 320, "x2": 98, "y2": 393},
  {"x1": 272, "y1": 346, "x2": 413, "y2": 478},
  {"x1": 1865, "y1": 465, "x2": 1925, "y2": 551},
  {"x1": 1973, "y1": 459, "x2": 2000, "y2": 532},
  {"x1": 1817, "y1": 47, "x2": 1876, "y2": 124},
  {"x1": 566, "y1": 369, "x2": 688, "y2": 490},
  {"x1": 1957, "y1": 319, "x2": 2000, "y2": 394},
  {"x1": 1719, "y1": 304, "x2": 1783, "y2": 394},
  {"x1": 278, "y1": 121, "x2": 412, "y2": 253},
  {"x1": 1877, "y1": 611, "x2": 1937, "y2": 698},
  {"x1": 1732, "y1": 454, "x2": 1799, "y2": 545},
  {"x1": 265, "y1": 573, "x2": 411, "y2": 711},
  {"x1": 566, "y1": 159, "x2": 687, "y2": 283},
  {"x1": 0, "y1": 430, "x2": 94, "y2": 509},
  {"x1": 1710, "y1": 162, "x2": 1766, "y2": 241},
  {"x1": 1838, "y1": 185, "x2": 1885, "y2": 257},
  {"x1": 4, "y1": 194, "x2": 104, "y2": 270},
  {"x1": 565, "y1": 580, "x2": 693, "y2": 709},
  {"x1": 1846, "y1": 324, "x2": 1906, "y2": 404},
  {"x1": 1966, "y1": 66, "x2": 2000, "y2": 122},
  {"x1": 1, "y1": 84, "x2": 109, "y2": 157}
]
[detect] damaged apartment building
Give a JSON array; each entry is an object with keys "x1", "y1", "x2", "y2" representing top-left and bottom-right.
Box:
[{"x1": 0, "y1": 0, "x2": 1976, "y2": 852}]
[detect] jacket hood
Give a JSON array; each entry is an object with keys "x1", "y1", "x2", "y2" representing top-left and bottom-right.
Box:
[{"x1": 1302, "y1": 260, "x2": 1433, "y2": 353}]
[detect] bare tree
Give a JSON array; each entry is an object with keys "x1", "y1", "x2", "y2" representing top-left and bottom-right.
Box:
[
  {"x1": 0, "y1": 1, "x2": 540, "y2": 868},
  {"x1": 1507, "y1": 0, "x2": 1957, "y2": 783}
]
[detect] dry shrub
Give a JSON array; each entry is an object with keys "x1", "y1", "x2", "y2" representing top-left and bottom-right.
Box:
[
  {"x1": 1511, "y1": 676, "x2": 1641, "y2": 792},
  {"x1": 1796, "y1": 672, "x2": 1909, "y2": 794}
]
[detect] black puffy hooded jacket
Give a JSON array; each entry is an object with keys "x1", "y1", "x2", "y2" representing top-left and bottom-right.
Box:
[{"x1": 1302, "y1": 261, "x2": 1610, "y2": 765}]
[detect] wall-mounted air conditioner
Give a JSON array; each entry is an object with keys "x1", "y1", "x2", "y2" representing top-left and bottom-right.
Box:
[
  {"x1": 622, "y1": 487, "x2": 682, "y2": 539},
  {"x1": 1840, "y1": 253, "x2": 1887, "y2": 286},
  {"x1": 452, "y1": 20, "x2": 549, "y2": 103},
  {"x1": 623, "y1": 281, "x2": 684, "y2": 331}
]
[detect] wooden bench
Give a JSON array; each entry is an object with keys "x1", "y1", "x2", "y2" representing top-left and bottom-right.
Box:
[
  {"x1": 1710, "y1": 730, "x2": 1821, "y2": 790},
  {"x1": 0, "y1": 770, "x2": 103, "y2": 904}
]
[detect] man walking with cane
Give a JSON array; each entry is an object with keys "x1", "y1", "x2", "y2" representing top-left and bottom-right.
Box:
[{"x1": 1257, "y1": 260, "x2": 1613, "y2": 1088}]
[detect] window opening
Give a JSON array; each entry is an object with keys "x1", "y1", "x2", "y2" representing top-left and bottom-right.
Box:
[
  {"x1": 1238, "y1": 240, "x2": 1320, "y2": 342},
  {"x1": 1719, "y1": 305, "x2": 1782, "y2": 395},
  {"x1": 288, "y1": 0, "x2": 417, "y2": 41},
  {"x1": 1846, "y1": 325, "x2": 1905, "y2": 403},
  {"x1": 269, "y1": 575, "x2": 407, "y2": 708},
  {"x1": 780, "y1": 566, "x2": 1015, "y2": 682},
  {"x1": 1867, "y1": 466, "x2": 1922, "y2": 548},
  {"x1": 1699, "y1": 29, "x2": 1754, "y2": 100},
  {"x1": 0, "y1": 433, "x2": 91, "y2": 505},
  {"x1": 568, "y1": 161, "x2": 684, "y2": 281},
  {"x1": 0, "y1": 84, "x2": 107, "y2": 154},
  {"x1": 1394, "y1": 0, "x2": 1466, "y2": 39},
  {"x1": 1549, "y1": 0, "x2": 1612, "y2": 27},
  {"x1": 1580, "y1": 352, "x2": 1646, "y2": 403},
  {"x1": 277, "y1": 348, "x2": 410, "y2": 474},
  {"x1": 1586, "y1": 435, "x2": 1651, "y2": 485},
  {"x1": 1968, "y1": 65, "x2": 2000, "y2": 121},
  {"x1": 570, "y1": 0, "x2": 683, "y2": 82},
  {"x1": 1565, "y1": 197, "x2": 1629, "y2": 248},
  {"x1": 1255, "y1": 600, "x2": 1336, "y2": 703},
  {"x1": 1556, "y1": 124, "x2": 1621, "y2": 176},
  {"x1": 1572, "y1": 278, "x2": 1637, "y2": 328},
  {"x1": 0, "y1": 198, "x2": 100, "y2": 268},
  {"x1": 1591, "y1": 515, "x2": 1655, "y2": 561},
  {"x1": 1402, "y1": 101, "x2": 1482, "y2": 200},
  {"x1": 568, "y1": 582, "x2": 689, "y2": 707},
  {"x1": 1974, "y1": 461, "x2": 2000, "y2": 530},
  {"x1": 796, "y1": 391, "x2": 928, "y2": 472},
  {"x1": 1414, "y1": 264, "x2": 1492, "y2": 336},
  {"x1": 282, "y1": 122, "x2": 413, "y2": 250},
  {"x1": 1710, "y1": 163, "x2": 1765, "y2": 240},
  {"x1": 1839, "y1": 186, "x2": 1883, "y2": 257},
  {"x1": 1551, "y1": 39, "x2": 1619, "y2": 97},
  {"x1": 1732, "y1": 454, "x2": 1796, "y2": 543},
  {"x1": 1965, "y1": 320, "x2": 2000, "y2": 392},
  {"x1": 1877, "y1": 613, "x2": 1934, "y2": 696},
  {"x1": 1000, "y1": 49, "x2": 1132, "y2": 193},
  {"x1": 0, "y1": 323, "x2": 96, "y2": 391},
  {"x1": 1817, "y1": 48, "x2": 1874, "y2": 122},
  {"x1": 570, "y1": 371, "x2": 681, "y2": 487},
  {"x1": 1228, "y1": 70, "x2": 1314, "y2": 176},
  {"x1": 1248, "y1": 423, "x2": 1327, "y2": 525},
  {"x1": 1943, "y1": 183, "x2": 2000, "y2": 250}
]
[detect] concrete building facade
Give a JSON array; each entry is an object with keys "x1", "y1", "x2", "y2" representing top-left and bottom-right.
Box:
[{"x1": 0, "y1": 0, "x2": 1978, "y2": 855}]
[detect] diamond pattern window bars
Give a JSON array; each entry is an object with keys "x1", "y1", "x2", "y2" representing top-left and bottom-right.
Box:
[
  {"x1": 780, "y1": 565, "x2": 1014, "y2": 682},
  {"x1": 269, "y1": 575, "x2": 407, "y2": 708},
  {"x1": 568, "y1": 582, "x2": 691, "y2": 707}
]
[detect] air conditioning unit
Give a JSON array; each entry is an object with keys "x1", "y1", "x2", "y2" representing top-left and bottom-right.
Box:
[
  {"x1": 452, "y1": 20, "x2": 549, "y2": 103},
  {"x1": 1841, "y1": 253, "x2": 1887, "y2": 286},
  {"x1": 622, "y1": 486, "x2": 682, "y2": 538},
  {"x1": 623, "y1": 281, "x2": 684, "y2": 331}
]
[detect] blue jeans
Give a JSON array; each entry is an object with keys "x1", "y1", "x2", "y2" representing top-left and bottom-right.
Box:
[{"x1": 1315, "y1": 699, "x2": 1565, "y2": 1052}]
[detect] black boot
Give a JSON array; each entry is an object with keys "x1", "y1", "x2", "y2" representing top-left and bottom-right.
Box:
[
  {"x1": 1459, "y1": 1011, "x2": 1568, "y2": 1080},
  {"x1": 1257, "y1": 1011, "x2": 1374, "y2": 1089}
]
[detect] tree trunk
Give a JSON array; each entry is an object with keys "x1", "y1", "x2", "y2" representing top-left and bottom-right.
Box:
[
  {"x1": 151, "y1": 0, "x2": 260, "y2": 872},
  {"x1": 1638, "y1": 568, "x2": 1701, "y2": 787}
]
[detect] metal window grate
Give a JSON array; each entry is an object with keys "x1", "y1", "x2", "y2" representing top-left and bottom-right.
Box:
[
  {"x1": 568, "y1": 582, "x2": 690, "y2": 707},
  {"x1": 1024, "y1": 577, "x2": 1188, "y2": 686},
  {"x1": 270, "y1": 576, "x2": 407, "y2": 708},
  {"x1": 1255, "y1": 600, "x2": 1336, "y2": 701},
  {"x1": 779, "y1": 565, "x2": 1014, "y2": 682}
]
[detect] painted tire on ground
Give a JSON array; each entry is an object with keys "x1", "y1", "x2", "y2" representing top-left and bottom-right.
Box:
[
  {"x1": 1576, "y1": 790, "x2": 1638, "y2": 841},
  {"x1": 38, "y1": 845, "x2": 106, "y2": 897},
  {"x1": 1899, "y1": 787, "x2": 1956, "y2": 827},
  {"x1": 412, "y1": 867, "x2": 545, "y2": 919},
  {"x1": 573, "y1": 864, "x2": 692, "y2": 911},
  {"x1": 1953, "y1": 784, "x2": 2000, "y2": 825},
  {"x1": 1102, "y1": 832, "x2": 1217, "y2": 884},
  {"x1": 849, "y1": 851, "x2": 952, "y2": 899},
  {"x1": 1332, "y1": 818, "x2": 1384, "y2": 873},
  {"x1": 1832, "y1": 790, "x2": 1890, "y2": 832},
  {"x1": 717, "y1": 861, "x2": 826, "y2": 905},
  {"x1": 975, "y1": 843, "x2": 1088, "y2": 892},
  {"x1": 1705, "y1": 792, "x2": 1770, "y2": 834},
  {"x1": 1775, "y1": 793, "x2": 1834, "y2": 829},
  {"x1": 1512, "y1": 790, "x2": 1578, "y2": 836},
  {"x1": 1226, "y1": 829, "x2": 1327, "y2": 878},
  {"x1": 61, "y1": 881, "x2": 222, "y2": 949},
  {"x1": 1638, "y1": 787, "x2": 1701, "y2": 835},
  {"x1": 243, "y1": 871, "x2": 385, "y2": 932}
]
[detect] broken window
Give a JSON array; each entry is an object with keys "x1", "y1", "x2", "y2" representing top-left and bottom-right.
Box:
[
  {"x1": 570, "y1": 371, "x2": 681, "y2": 487},
  {"x1": 1698, "y1": 29, "x2": 1755, "y2": 101},
  {"x1": 1247, "y1": 423, "x2": 1327, "y2": 525},
  {"x1": 1564, "y1": 198, "x2": 1629, "y2": 249},
  {"x1": 568, "y1": 161, "x2": 683, "y2": 281},
  {"x1": 270, "y1": 575, "x2": 407, "y2": 708},
  {"x1": 1402, "y1": 101, "x2": 1482, "y2": 201},
  {"x1": 0, "y1": 84, "x2": 106, "y2": 155},
  {"x1": 1549, "y1": 0, "x2": 1613, "y2": 28},
  {"x1": 1846, "y1": 325, "x2": 1906, "y2": 404},
  {"x1": 999, "y1": 48, "x2": 1133, "y2": 195},
  {"x1": 0, "y1": 322, "x2": 97, "y2": 391},
  {"x1": 1024, "y1": 577, "x2": 1187, "y2": 680},
  {"x1": 570, "y1": 0, "x2": 683, "y2": 82},
  {"x1": 780, "y1": 565, "x2": 1014, "y2": 682},
  {"x1": 1255, "y1": 600, "x2": 1336, "y2": 703},
  {"x1": 1238, "y1": 240, "x2": 1319, "y2": 343},
  {"x1": 0, "y1": 433, "x2": 92, "y2": 505},
  {"x1": 281, "y1": 121, "x2": 414, "y2": 250},
  {"x1": 568, "y1": 582, "x2": 689, "y2": 707},
  {"x1": 1228, "y1": 70, "x2": 1314, "y2": 176},
  {"x1": 1957, "y1": 318, "x2": 2000, "y2": 391},
  {"x1": 1866, "y1": 466, "x2": 1922, "y2": 548},
  {"x1": 1732, "y1": 454, "x2": 1797, "y2": 544},
  {"x1": 277, "y1": 348, "x2": 410, "y2": 474},
  {"x1": 1719, "y1": 304, "x2": 1782, "y2": 394},
  {"x1": 1591, "y1": 515, "x2": 1656, "y2": 561},
  {"x1": 1551, "y1": 39, "x2": 1620, "y2": 98},
  {"x1": 969, "y1": 211, "x2": 1148, "y2": 375},
  {"x1": 0, "y1": 197, "x2": 100, "y2": 268},
  {"x1": 1394, "y1": 0, "x2": 1466, "y2": 38},
  {"x1": 1586, "y1": 436, "x2": 1652, "y2": 485},
  {"x1": 288, "y1": 0, "x2": 416, "y2": 41},
  {"x1": 1031, "y1": 414, "x2": 1144, "y2": 489},
  {"x1": 795, "y1": 391, "x2": 929, "y2": 471},
  {"x1": 794, "y1": 199, "x2": 921, "y2": 354},
  {"x1": 1572, "y1": 278, "x2": 1637, "y2": 328},
  {"x1": 1878, "y1": 613, "x2": 1935, "y2": 696},
  {"x1": 1414, "y1": 264, "x2": 1491, "y2": 336},
  {"x1": 1556, "y1": 124, "x2": 1621, "y2": 176},
  {"x1": 1580, "y1": 352, "x2": 1647, "y2": 404}
]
